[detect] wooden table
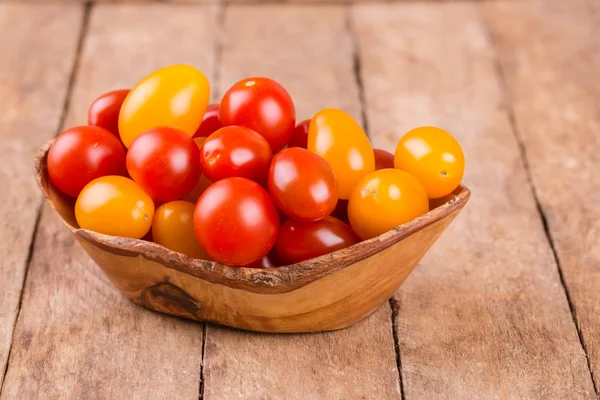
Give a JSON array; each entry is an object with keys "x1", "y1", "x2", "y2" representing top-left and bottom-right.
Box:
[{"x1": 1, "y1": 0, "x2": 598, "y2": 398}]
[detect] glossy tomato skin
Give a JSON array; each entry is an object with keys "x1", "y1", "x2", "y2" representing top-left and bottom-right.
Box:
[
  {"x1": 200, "y1": 126, "x2": 272, "y2": 183},
  {"x1": 193, "y1": 103, "x2": 221, "y2": 138},
  {"x1": 268, "y1": 148, "x2": 338, "y2": 222},
  {"x1": 374, "y1": 148, "x2": 395, "y2": 170},
  {"x1": 88, "y1": 89, "x2": 130, "y2": 137},
  {"x1": 288, "y1": 119, "x2": 310, "y2": 148},
  {"x1": 194, "y1": 178, "x2": 280, "y2": 266},
  {"x1": 348, "y1": 169, "x2": 429, "y2": 240},
  {"x1": 126, "y1": 127, "x2": 201, "y2": 202},
  {"x1": 307, "y1": 108, "x2": 375, "y2": 199},
  {"x1": 48, "y1": 126, "x2": 127, "y2": 198},
  {"x1": 75, "y1": 176, "x2": 154, "y2": 238},
  {"x1": 275, "y1": 216, "x2": 359, "y2": 265},
  {"x1": 220, "y1": 77, "x2": 295, "y2": 152},
  {"x1": 119, "y1": 64, "x2": 210, "y2": 147},
  {"x1": 394, "y1": 126, "x2": 465, "y2": 199},
  {"x1": 182, "y1": 137, "x2": 213, "y2": 203},
  {"x1": 152, "y1": 201, "x2": 210, "y2": 259}
]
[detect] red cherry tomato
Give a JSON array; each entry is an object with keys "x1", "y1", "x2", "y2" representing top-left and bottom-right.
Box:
[
  {"x1": 330, "y1": 199, "x2": 349, "y2": 222},
  {"x1": 268, "y1": 148, "x2": 338, "y2": 222},
  {"x1": 126, "y1": 127, "x2": 200, "y2": 202},
  {"x1": 194, "y1": 178, "x2": 280, "y2": 266},
  {"x1": 242, "y1": 252, "x2": 280, "y2": 269},
  {"x1": 288, "y1": 119, "x2": 310, "y2": 148},
  {"x1": 88, "y1": 89, "x2": 130, "y2": 137},
  {"x1": 275, "y1": 216, "x2": 359, "y2": 265},
  {"x1": 220, "y1": 77, "x2": 295, "y2": 152},
  {"x1": 200, "y1": 126, "x2": 272, "y2": 183},
  {"x1": 193, "y1": 103, "x2": 221, "y2": 138},
  {"x1": 48, "y1": 126, "x2": 127, "y2": 198},
  {"x1": 374, "y1": 148, "x2": 395, "y2": 170}
]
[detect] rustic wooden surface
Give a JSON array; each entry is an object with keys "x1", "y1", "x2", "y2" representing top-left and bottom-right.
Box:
[
  {"x1": 0, "y1": 0, "x2": 598, "y2": 399},
  {"x1": 0, "y1": 4, "x2": 82, "y2": 390}
]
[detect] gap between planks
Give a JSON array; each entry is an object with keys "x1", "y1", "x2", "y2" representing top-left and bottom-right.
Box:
[
  {"x1": 0, "y1": 2, "x2": 93, "y2": 395},
  {"x1": 198, "y1": 3, "x2": 226, "y2": 399},
  {"x1": 347, "y1": 5, "x2": 405, "y2": 398},
  {"x1": 481, "y1": 8, "x2": 599, "y2": 398}
]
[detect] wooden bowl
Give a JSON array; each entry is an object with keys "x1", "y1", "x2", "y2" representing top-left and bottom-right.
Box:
[{"x1": 34, "y1": 140, "x2": 470, "y2": 333}]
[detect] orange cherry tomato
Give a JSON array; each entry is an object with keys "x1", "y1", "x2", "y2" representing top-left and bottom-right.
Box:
[
  {"x1": 75, "y1": 176, "x2": 154, "y2": 239},
  {"x1": 152, "y1": 201, "x2": 210, "y2": 259},
  {"x1": 394, "y1": 126, "x2": 465, "y2": 199},
  {"x1": 348, "y1": 169, "x2": 428, "y2": 240},
  {"x1": 118, "y1": 64, "x2": 210, "y2": 148},
  {"x1": 307, "y1": 108, "x2": 374, "y2": 199}
]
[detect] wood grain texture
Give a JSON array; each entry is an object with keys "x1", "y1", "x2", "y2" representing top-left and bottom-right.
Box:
[
  {"x1": 484, "y1": 0, "x2": 600, "y2": 392},
  {"x1": 353, "y1": 2, "x2": 597, "y2": 399},
  {"x1": 1, "y1": 4, "x2": 218, "y2": 399},
  {"x1": 0, "y1": 3, "x2": 82, "y2": 390},
  {"x1": 202, "y1": 4, "x2": 401, "y2": 397}
]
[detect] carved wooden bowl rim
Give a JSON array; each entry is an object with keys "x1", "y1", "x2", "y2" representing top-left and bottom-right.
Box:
[{"x1": 34, "y1": 139, "x2": 471, "y2": 294}]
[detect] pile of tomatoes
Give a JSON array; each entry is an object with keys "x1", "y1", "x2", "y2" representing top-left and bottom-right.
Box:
[{"x1": 47, "y1": 64, "x2": 464, "y2": 268}]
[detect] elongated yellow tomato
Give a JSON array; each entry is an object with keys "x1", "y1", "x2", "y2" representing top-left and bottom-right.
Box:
[
  {"x1": 348, "y1": 169, "x2": 428, "y2": 240},
  {"x1": 307, "y1": 108, "x2": 375, "y2": 199},
  {"x1": 119, "y1": 64, "x2": 210, "y2": 148},
  {"x1": 75, "y1": 176, "x2": 154, "y2": 238}
]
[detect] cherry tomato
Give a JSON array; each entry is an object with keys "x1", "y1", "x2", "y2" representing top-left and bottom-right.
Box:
[
  {"x1": 193, "y1": 103, "x2": 221, "y2": 138},
  {"x1": 220, "y1": 77, "x2": 295, "y2": 152},
  {"x1": 288, "y1": 119, "x2": 310, "y2": 148},
  {"x1": 348, "y1": 169, "x2": 428, "y2": 240},
  {"x1": 394, "y1": 126, "x2": 465, "y2": 199},
  {"x1": 48, "y1": 126, "x2": 127, "y2": 198},
  {"x1": 88, "y1": 89, "x2": 130, "y2": 137},
  {"x1": 126, "y1": 127, "x2": 201, "y2": 202},
  {"x1": 119, "y1": 64, "x2": 210, "y2": 147},
  {"x1": 75, "y1": 176, "x2": 154, "y2": 238},
  {"x1": 275, "y1": 217, "x2": 359, "y2": 265},
  {"x1": 152, "y1": 201, "x2": 210, "y2": 259},
  {"x1": 307, "y1": 108, "x2": 375, "y2": 199},
  {"x1": 330, "y1": 199, "x2": 349, "y2": 222},
  {"x1": 268, "y1": 148, "x2": 338, "y2": 222},
  {"x1": 194, "y1": 178, "x2": 279, "y2": 266},
  {"x1": 374, "y1": 148, "x2": 395, "y2": 170},
  {"x1": 242, "y1": 252, "x2": 280, "y2": 269},
  {"x1": 200, "y1": 126, "x2": 272, "y2": 183}
]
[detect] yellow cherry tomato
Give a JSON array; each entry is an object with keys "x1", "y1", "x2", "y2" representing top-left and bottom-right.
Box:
[
  {"x1": 152, "y1": 201, "x2": 210, "y2": 259},
  {"x1": 348, "y1": 169, "x2": 428, "y2": 240},
  {"x1": 394, "y1": 126, "x2": 465, "y2": 199},
  {"x1": 119, "y1": 64, "x2": 210, "y2": 148},
  {"x1": 75, "y1": 176, "x2": 154, "y2": 238},
  {"x1": 307, "y1": 108, "x2": 375, "y2": 199}
]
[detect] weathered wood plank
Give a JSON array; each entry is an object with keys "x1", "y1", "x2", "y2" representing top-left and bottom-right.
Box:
[
  {"x1": 202, "y1": 5, "x2": 401, "y2": 399},
  {"x1": 0, "y1": 3, "x2": 83, "y2": 390},
  {"x1": 1, "y1": 4, "x2": 218, "y2": 399},
  {"x1": 354, "y1": 2, "x2": 597, "y2": 399},
  {"x1": 485, "y1": 0, "x2": 600, "y2": 392}
]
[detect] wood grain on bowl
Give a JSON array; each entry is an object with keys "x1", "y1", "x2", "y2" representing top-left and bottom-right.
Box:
[{"x1": 35, "y1": 139, "x2": 469, "y2": 332}]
